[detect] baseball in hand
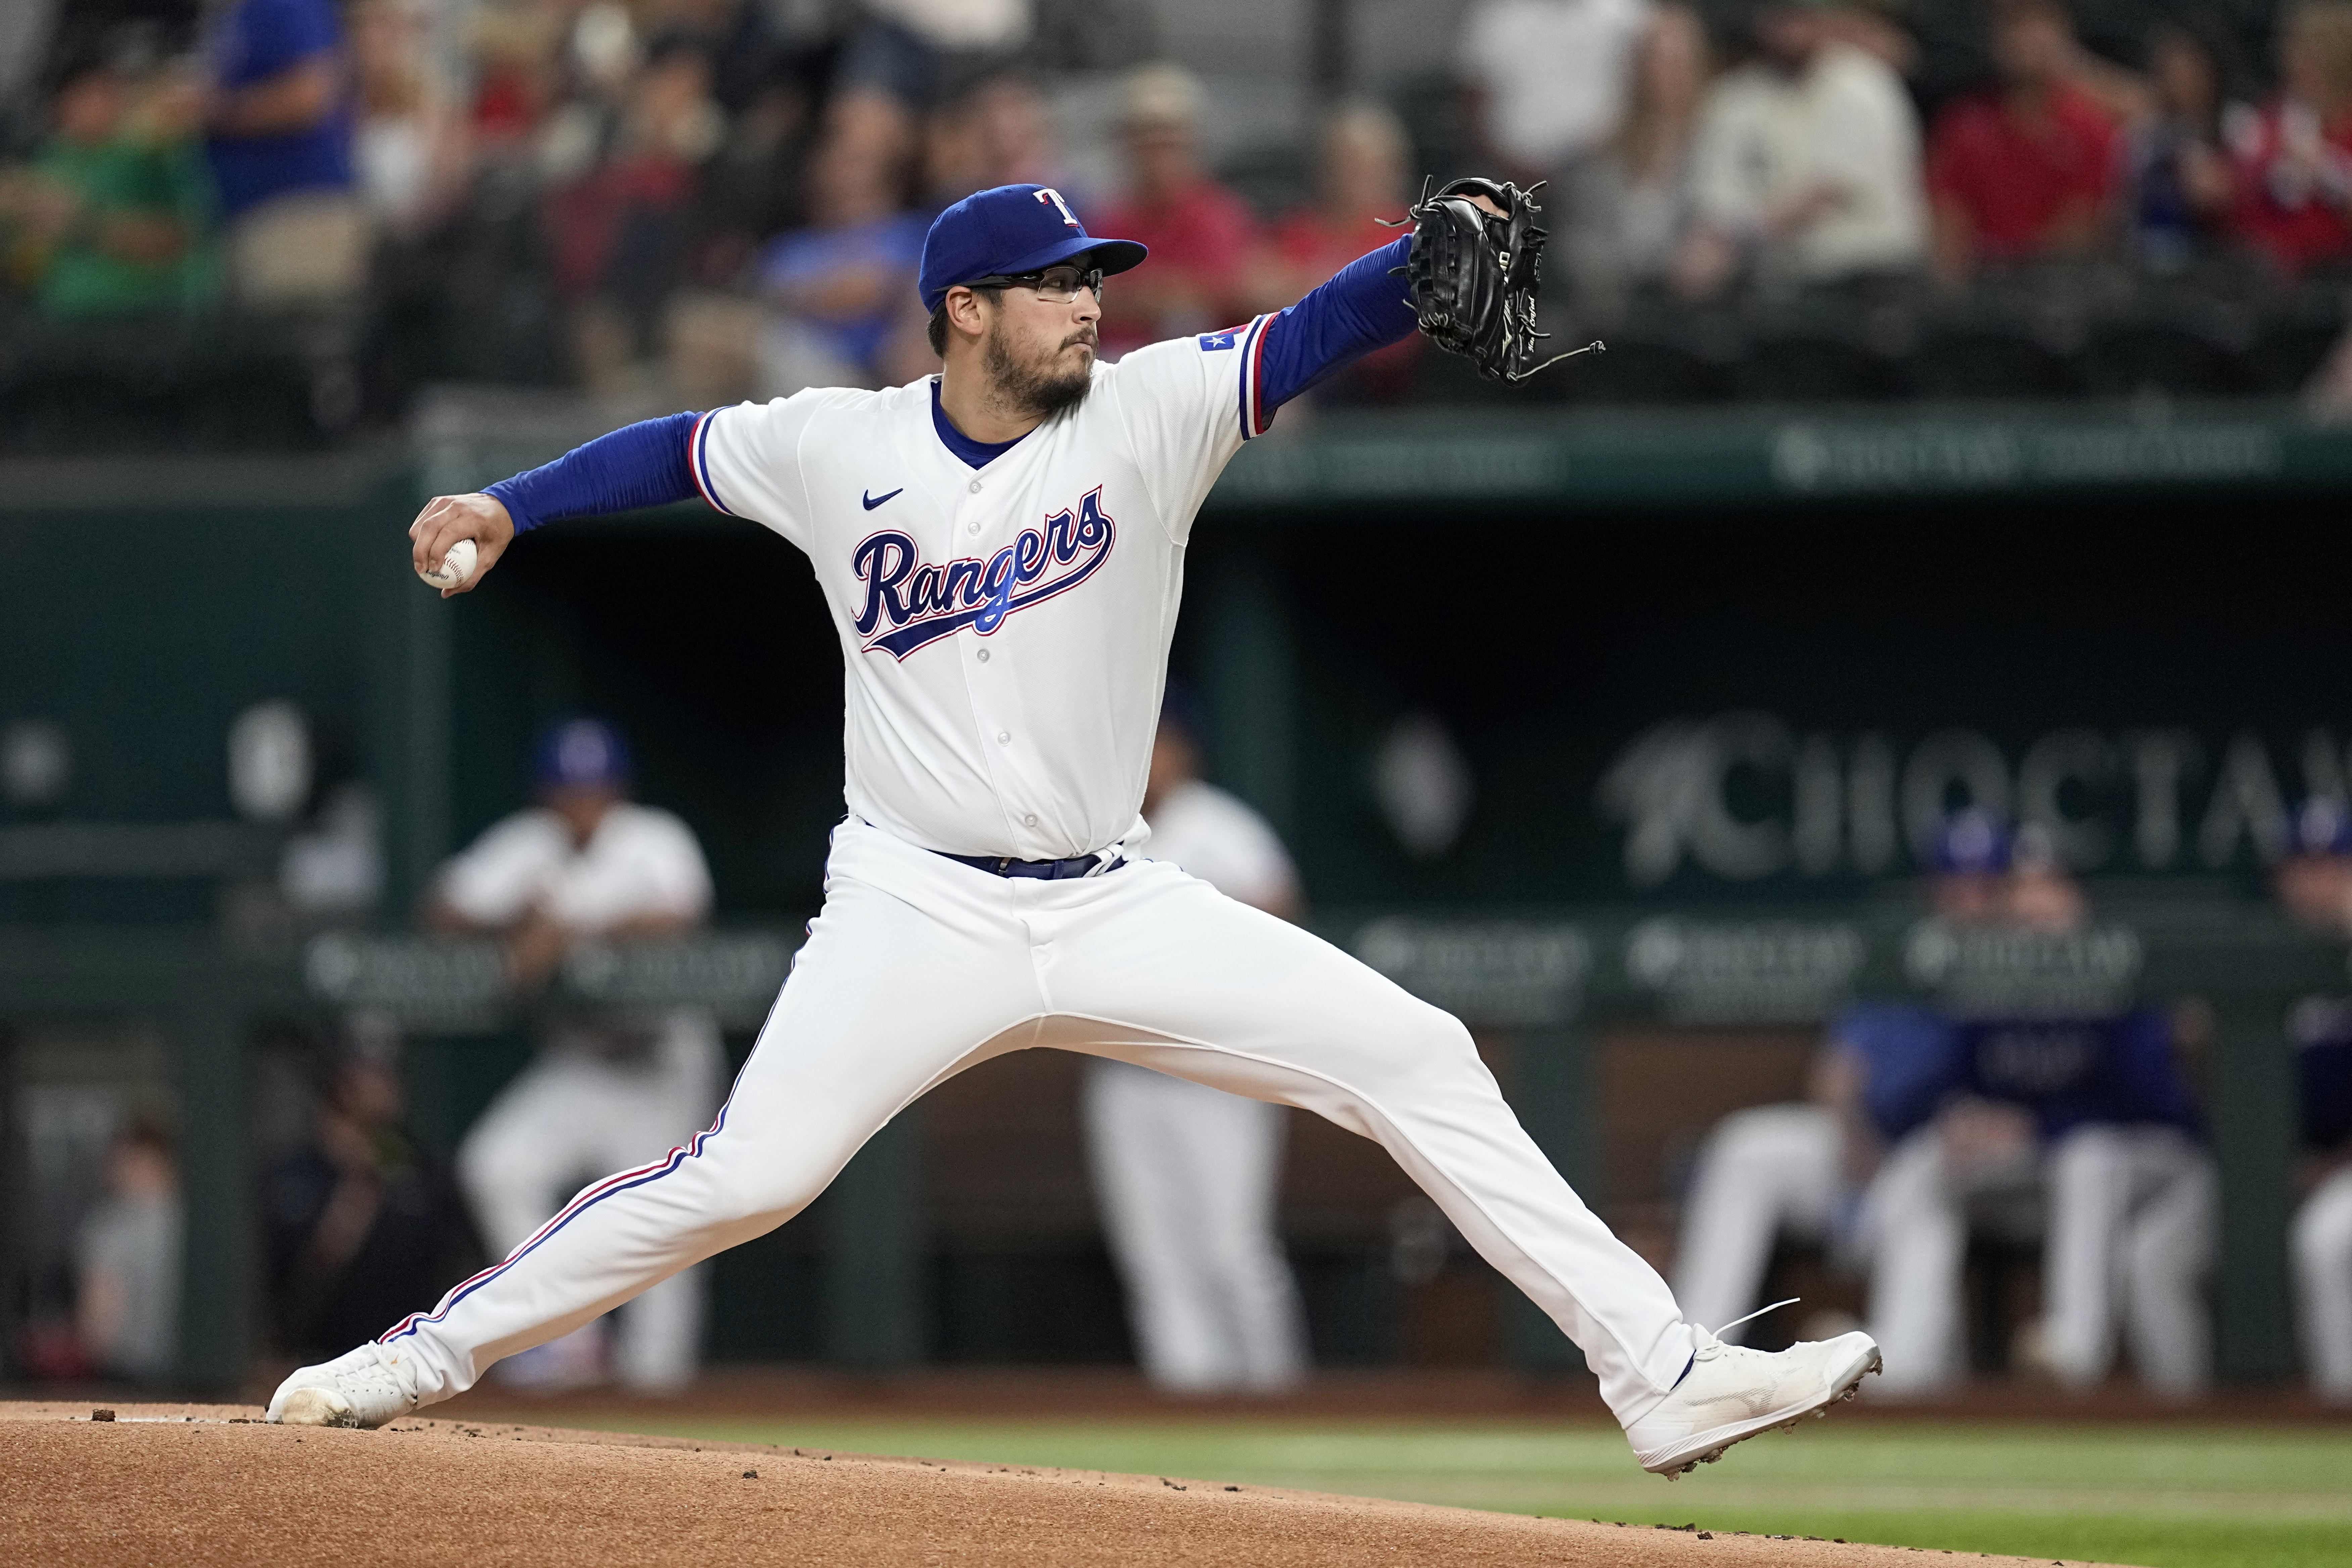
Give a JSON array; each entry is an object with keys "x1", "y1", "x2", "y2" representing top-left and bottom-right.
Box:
[{"x1": 418, "y1": 537, "x2": 477, "y2": 590}]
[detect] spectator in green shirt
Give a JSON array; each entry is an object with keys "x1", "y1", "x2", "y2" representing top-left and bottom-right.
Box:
[{"x1": 0, "y1": 53, "x2": 221, "y2": 317}]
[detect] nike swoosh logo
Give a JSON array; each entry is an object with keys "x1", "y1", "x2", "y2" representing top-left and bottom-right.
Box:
[{"x1": 862, "y1": 487, "x2": 904, "y2": 511}]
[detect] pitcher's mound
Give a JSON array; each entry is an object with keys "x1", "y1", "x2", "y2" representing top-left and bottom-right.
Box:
[{"x1": 2, "y1": 1403, "x2": 2118, "y2": 1567}]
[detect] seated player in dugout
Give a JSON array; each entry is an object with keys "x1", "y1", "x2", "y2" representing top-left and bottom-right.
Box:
[
  {"x1": 1674, "y1": 808, "x2": 2084, "y2": 1350},
  {"x1": 1845, "y1": 816, "x2": 2215, "y2": 1395},
  {"x1": 430, "y1": 717, "x2": 724, "y2": 1394},
  {"x1": 2274, "y1": 799, "x2": 2352, "y2": 1401},
  {"x1": 272, "y1": 177, "x2": 1881, "y2": 1480},
  {"x1": 1871, "y1": 1004, "x2": 2215, "y2": 1397}
]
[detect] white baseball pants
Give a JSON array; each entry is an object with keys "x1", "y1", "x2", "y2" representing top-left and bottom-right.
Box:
[
  {"x1": 1861, "y1": 1123, "x2": 2042, "y2": 1393},
  {"x1": 1860, "y1": 1120, "x2": 2213, "y2": 1393},
  {"x1": 383, "y1": 818, "x2": 1697, "y2": 1423},
  {"x1": 455, "y1": 1016, "x2": 722, "y2": 1391},
  {"x1": 2292, "y1": 1165, "x2": 2352, "y2": 1399},
  {"x1": 2038, "y1": 1124, "x2": 2215, "y2": 1394},
  {"x1": 1082, "y1": 1059, "x2": 1309, "y2": 1392},
  {"x1": 1672, "y1": 1103, "x2": 1844, "y2": 1343}
]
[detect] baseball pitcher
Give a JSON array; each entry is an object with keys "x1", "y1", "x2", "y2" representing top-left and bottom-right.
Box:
[{"x1": 269, "y1": 179, "x2": 1878, "y2": 1477}]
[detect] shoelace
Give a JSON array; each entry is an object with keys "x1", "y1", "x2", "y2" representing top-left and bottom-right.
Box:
[
  {"x1": 1675, "y1": 1297, "x2": 1801, "y2": 1387},
  {"x1": 1709, "y1": 1296, "x2": 1801, "y2": 1343}
]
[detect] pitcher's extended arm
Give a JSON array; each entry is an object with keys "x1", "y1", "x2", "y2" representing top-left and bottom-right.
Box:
[{"x1": 408, "y1": 410, "x2": 704, "y2": 596}]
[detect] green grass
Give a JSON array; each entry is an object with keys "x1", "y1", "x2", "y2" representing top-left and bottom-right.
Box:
[{"x1": 574, "y1": 1415, "x2": 2352, "y2": 1568}]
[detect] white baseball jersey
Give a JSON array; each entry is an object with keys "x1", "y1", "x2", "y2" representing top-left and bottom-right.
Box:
[
  {"x1": 687, "y1": 324, "x2": 1278, "y2": 862},
  {"x1": 436, "y1": 803, "x2": 714, "y2": 931},
  {"x1": 1144, "y1": 779, "x2": 1297, "y2": 911}
]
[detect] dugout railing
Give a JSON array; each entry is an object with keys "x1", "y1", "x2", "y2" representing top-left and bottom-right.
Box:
[{"x1": 0, "y1": 903, "x2": 2326, "y2": 1389}]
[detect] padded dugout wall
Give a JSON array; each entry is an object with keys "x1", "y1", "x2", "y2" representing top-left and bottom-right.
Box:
[{"x1": 2, "y1": 403, "x2": 2347, "y2": 1381}]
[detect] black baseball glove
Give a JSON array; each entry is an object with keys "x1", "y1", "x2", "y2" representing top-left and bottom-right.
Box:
[{"x1": 1396, "y1": 177, "x2": 1599, "y2": 383}]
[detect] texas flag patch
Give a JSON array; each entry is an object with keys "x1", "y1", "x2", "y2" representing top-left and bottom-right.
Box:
[{"x1": 1198, "y1": 326, "x2": 1249, "y2": 351}]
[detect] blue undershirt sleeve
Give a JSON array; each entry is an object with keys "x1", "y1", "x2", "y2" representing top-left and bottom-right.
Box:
[
  {"x1": 1254, "y1": 236, "x2": 1418, "y2": 415},
  {"x1": 484, "y1": 410, "x2": 704, "y2": 533}
]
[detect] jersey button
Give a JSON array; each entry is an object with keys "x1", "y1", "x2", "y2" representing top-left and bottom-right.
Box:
[
  {"x1": 968, "y1": 479, "x2": 983, "y2": 493},
  {"x1": 1024, "y1": 813, "x2": 1038, "y2": 827},
  {"x1": 968, "y1": 521, "x2": 980, "y2": 534},
  {"x1": 996, "y1": 730, "x2": 1011, "y2": 744},
  {"x1": 975, "y1": 649, "x2": 989, "y2": 662}
]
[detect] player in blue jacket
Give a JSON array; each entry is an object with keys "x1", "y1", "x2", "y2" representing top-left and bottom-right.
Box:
[
  {"x1": 2289, "y1": 995, "x2": 2352, "y2": 1400},
  {"x1": 2279, "y1": 799, "x2": 2352, "y2": 1400},
  {"x1": 1676, "y1": 810, "x2": 2016, "y2": 1350},
  {"x1": 1864, "y1": 997, "x2": 2212, "y2": 1394}
]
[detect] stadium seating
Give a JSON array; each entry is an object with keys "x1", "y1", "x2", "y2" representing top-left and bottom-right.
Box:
[{"x1": 3, "y1": 254, "x2": 2346, "y2": 452}]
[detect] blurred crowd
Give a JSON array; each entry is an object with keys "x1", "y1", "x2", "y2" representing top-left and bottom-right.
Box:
[
  {"x1": 0, "y1": 0, "x2": 1416, "y2": 413},
  {"x1": 1472, "y1": 0, "x2": 2352, "y2": 303},
  {"x1": 6, "y1": 0, "x2": 2352, "y2": 426}
]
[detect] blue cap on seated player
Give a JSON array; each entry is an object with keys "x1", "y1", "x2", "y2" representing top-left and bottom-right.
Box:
[
  {"x1": 918, "y1": 184, "x2": 1149, "y2": 314},
  {"x1": 2291, "y1": 797, "x2": 2352, "y2": 859},
  {"x1": 2278, "y1": 799, "x2": 2352, "y2": 936},
  {"x1": 1930, "y1": 806, "x2": 2011, "y2": 876},
  {"x1": 532, "y1": 716, "x2": 633, "y2": 793}
]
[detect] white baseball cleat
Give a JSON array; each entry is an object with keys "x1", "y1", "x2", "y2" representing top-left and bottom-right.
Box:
[
  {"x1": 1623, "y1": 1325, "x2": 1881, "y2": 1478},
  {"x1": 266, "y1": 1341, "x2": 422, "y2": 1429}
]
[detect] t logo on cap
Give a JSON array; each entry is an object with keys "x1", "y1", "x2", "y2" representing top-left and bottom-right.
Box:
[{"x1": 918, "y1": 183, "x2": 1149, "y2": 314}]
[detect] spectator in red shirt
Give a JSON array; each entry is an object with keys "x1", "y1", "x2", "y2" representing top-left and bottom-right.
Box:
[
  {"x1": 1091, "y1": 63, "x2": 1257, "y2": 360},
  {"x1": 2229, "y1": 0, "x2": 2352, "y2": 276},
  {"x1": 465, "y1": 5, "x2": 558, "y2": 148},
  {"x1": 1248, "y1": 101, "x2": 1422, "y2": 403},
  {"x1": 1926, "y1": 0, "x2": 2122, "y2": 283}
]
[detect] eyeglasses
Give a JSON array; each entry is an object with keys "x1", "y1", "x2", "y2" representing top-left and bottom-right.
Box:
[{"x1": 968, "y1": 264, "x2": 1104, "y2": 303}]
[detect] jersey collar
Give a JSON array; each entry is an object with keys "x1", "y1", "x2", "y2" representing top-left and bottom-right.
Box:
[{"x1": 928, "y1": 377, "x2": 1029, "y2": 471}]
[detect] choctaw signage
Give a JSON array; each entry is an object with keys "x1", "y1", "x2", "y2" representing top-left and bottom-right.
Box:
[{"x1": 1597, "y1": 712, "x2": 2349, "y2": 886}]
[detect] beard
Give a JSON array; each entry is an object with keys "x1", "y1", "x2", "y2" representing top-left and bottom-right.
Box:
[{"x1": 983, "y1": 321, "x2": 1095, "y2": 420}]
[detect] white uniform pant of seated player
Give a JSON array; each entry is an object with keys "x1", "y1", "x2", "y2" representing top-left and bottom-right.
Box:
[
  {"x1": 272, "y1": 819, "x2": 1878, "y2": 1472},
  {"x1": 1673, "y1": 1104, "x2": 1846, "y2": 1345},
  {"x1": 1083, "y1": 1061, "x2": 1308, "y2": 1392},
  {"x1": 457, "y1": 1017, "x2": 721, "y2": 1392},
  {"x1": 2294, "y1": 1166, "x2": 2352, "y2": 1400},
  {"x1": 1865, "y1": 1120, "x2": 2215, "y2": 1394}
]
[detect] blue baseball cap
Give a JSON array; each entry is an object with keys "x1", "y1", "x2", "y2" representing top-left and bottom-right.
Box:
[
  {"x1": 2293, "y1": 798, "x2": 2352, "y2": 857},
  {"x1": 1930, "y1": 807, "x2": 2011, "y2": 875},
  {"x1": 532, "y1": 717, "x2": 632, "y2": 792},
  {"x1": 918, "y1": 184, "x2": 1148, "y2": 314}
]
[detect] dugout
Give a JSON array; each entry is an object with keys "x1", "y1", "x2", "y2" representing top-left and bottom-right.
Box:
[{"x1": 2, "y1": 394, "x2": 2348, "y2": 1387}]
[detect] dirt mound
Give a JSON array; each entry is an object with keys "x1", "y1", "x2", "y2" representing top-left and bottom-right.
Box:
[{"x1": 1, "y1": 1403, "x2": 2124, "y2": 1567}]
